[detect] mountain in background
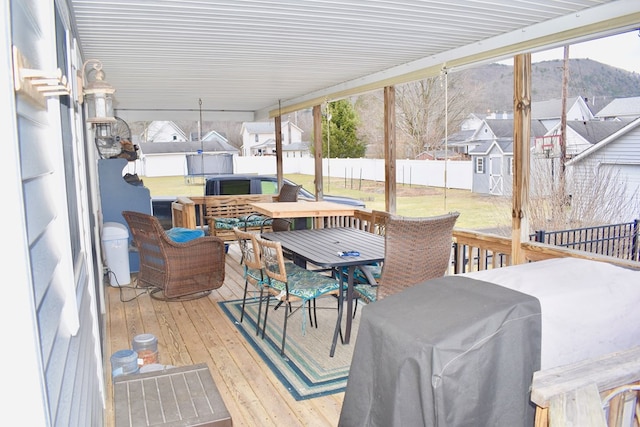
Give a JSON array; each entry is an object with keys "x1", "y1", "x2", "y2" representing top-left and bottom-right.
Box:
[
  {"x1": 460, "y1": 59, "x2": 640, "y2": 114},
  {"x1": 157, "y1": 58, "x2": 640, "y2": 151}
]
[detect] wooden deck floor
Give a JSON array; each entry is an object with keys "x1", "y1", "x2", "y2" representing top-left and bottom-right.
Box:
[{"x1": 104, "y1": 243, "x2": 344, "y2": 427}]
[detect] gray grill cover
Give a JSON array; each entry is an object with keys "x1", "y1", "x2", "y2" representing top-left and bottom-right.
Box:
[{"x1": 339, "y1": 276, "x2": 541, "y2": 427}]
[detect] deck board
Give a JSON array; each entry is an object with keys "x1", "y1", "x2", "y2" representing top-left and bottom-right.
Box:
[{"x1": 104, "y1": 244, "x2": 343, "y2": 427}]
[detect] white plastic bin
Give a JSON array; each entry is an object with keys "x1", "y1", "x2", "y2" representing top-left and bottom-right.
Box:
[{"x1": 102, "y1": 222, "x2": 131, "y2": 286}]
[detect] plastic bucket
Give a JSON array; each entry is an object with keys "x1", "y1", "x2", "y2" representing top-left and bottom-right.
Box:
[
  {"x1": 102, "y1": 222, "x2": 131, "y2": 286},
  {"x1": 110, "y1": 349, "x2": 139, "y2": 378},
  {"x1": 132, "y1": 333, "x2": 159, "y2": 367}
]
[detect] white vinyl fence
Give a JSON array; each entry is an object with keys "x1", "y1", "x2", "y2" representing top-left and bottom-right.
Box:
[{"x1": 134, "y1": 154, "x2": 473, "y2": 190}]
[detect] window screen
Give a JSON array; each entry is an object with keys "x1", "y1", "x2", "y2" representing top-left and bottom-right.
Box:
[
  {"x1": 260, "y1": 180, "x2": 278, "y2": 195},
  {"x1": 219, "y1": 180, "x2": 251, "y2": 195}
]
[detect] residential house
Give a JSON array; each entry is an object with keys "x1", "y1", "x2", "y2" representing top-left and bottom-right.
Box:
[
  {"x1": 460, "y1": 113, "x2": 484, "y2": 131},
  {"x1": 531, "y1": 96, "x2": 594, "y2": 130},
  {"x1": 240, "y1": 121, "x2": 309, "y2": 157},
  {"x1": 436, "y1": 129, "x2": 479, "y2": 157},
  {"x1": 565, "y1": 118, "x2": 640, "y2": 221},
  {"x1": 133, "y1": 121, "x2": 239, "y2": 176},
  {"x1": 470, "y1": 119, "x2": 548, "y2": 196},
  {"x1": 144, "y1": 120, "x2": 189, "y2": 142},
  {"x1": 137, "y1": 141, "x2": 239, "y2": 177},
  {"x1": 595, "y1": 96, "x2": 640, "y2": 121},
  {"x1": 542, "y1": 119, "x2": 631, "y2": 159},
  {"x1": 252, "y1": 138, "x2": 311, "y2": 158},
  {"x1": 434, "y1": 113, "x2": 494, "y2": 157}
]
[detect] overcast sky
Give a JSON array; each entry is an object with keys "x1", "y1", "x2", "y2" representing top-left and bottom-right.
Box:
[{"x1": 500, "y1": 30, "x2": 640, "y2": 74}]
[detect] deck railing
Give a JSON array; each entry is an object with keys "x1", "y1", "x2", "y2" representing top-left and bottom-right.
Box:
[
  {"x1": 170, "y1": 203, "x2": 640, "y2": 272},
  {"x1": 531, "y1": 220, "x2": 640, "y2": 262}
]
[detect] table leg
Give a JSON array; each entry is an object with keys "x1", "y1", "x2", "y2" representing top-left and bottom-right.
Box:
[
  {"x1": 292, "y1": 254, "x2": 306, "y2": 268},
  {"x1": 344, "y1": 265, "x2": 355, "y2": 344},
  {"x1": 330, "y1": 272, "x2": 344, "y2": 357}
]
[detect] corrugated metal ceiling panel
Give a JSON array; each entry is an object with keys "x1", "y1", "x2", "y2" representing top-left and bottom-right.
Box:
[{"x1": 69, "y1": 0, "x2": 638, "y2": 119}]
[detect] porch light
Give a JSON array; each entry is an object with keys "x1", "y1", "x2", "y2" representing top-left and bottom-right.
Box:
[{"x1": 81, "y1": 59, "x2": 116, "y2": 125}]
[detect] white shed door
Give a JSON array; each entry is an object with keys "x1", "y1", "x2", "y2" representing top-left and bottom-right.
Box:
[{"x1": 489, "y1": 155, "x2": 503, "y2": 195}]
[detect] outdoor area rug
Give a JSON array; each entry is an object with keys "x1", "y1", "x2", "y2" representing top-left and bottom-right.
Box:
[{"x1": 219, "y1": 296, "x2": 360, "y2": 400}]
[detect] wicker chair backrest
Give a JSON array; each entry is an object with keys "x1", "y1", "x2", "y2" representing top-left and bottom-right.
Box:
[
  {"x1": 377, "y1": 212, "x2": 459, "y2": 300},
  {"x1": 233, "y1": 227, "x2": 262, "y2": 271},
  {"x1": 257, "y1": 238, "x2": 289, "y2": 286},
  {"x1": 271, "y1": 183, "x2": 302, "y2": 232},
  {"x1": 277, "y1": 183, "x2": 301, "y2": 202}
]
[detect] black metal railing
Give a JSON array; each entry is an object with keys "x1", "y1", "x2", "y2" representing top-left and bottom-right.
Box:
[{"x1": 530, "y1": 220, "x2": 640, "y2": 262}]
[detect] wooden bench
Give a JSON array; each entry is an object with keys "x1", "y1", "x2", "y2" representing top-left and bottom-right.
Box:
[
  {"x1": 171, "y1": 195, "x2": 274, "y2": 241},
  {"x1": 114, "y1": 363, "x2": 232, "y2": 426}
]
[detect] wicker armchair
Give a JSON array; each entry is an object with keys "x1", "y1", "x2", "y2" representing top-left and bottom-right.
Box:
[
  {"x1": 354, "y1": 212, "x2": 460, "y2": 302},
  {"x1": 122, "y1": 210, "x2": 226, "y2": 300}
]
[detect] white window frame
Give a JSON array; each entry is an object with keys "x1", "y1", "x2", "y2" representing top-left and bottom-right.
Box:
[{"x1": 475, "y1": 157, "x2": 485, "y2": 174}]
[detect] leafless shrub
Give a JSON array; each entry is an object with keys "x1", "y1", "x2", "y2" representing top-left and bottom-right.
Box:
[{"x1": 528, "y1": 157, "x2": 640, "y2": 233}]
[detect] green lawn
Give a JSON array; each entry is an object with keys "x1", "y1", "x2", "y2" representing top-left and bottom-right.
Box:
[{"x1": 141, "y1": 174, "x2": 511, "y2": 231}]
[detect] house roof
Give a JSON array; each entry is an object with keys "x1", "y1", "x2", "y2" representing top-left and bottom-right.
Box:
[
  {"x1": 481, "y1": 119, "x2": 548, "y2": 139},
  {"x1": 443, "y1": 129, "x2": 476, "y2": 145},
  {"x1": 531, "y1": 97, "x2": 592, "y2": 120},
  {"x1": 566, "y1": 117, "x2": 640, "y2": 164},
  {"x1": 241, "y1": 121, "x2": 302, "y2": 135},
  {"x1": 138, "y1": 141, "x2": 239, "y2": 155},
  {"x1": 595, "y1": 96, "x2": 640, "y2": 119},
  {"x1": 565, "y1": 120, "x2": 630, "y2": 144},
  {"x1": 469, "y1": 139, "x2": 513, "y2": 155},
  {"x1": 68, "y1": 0, "x2": 640, "y2": 121}
]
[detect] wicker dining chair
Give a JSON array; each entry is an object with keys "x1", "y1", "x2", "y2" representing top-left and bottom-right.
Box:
[
  {"x1": 256, "y1": 237, "x2": 345, "y2": 357},
  {"x1": 354, "y1": 212, "x2": 460, "y2": 303},
  {"x1": 233, "y1": 227, "x2": 267, "y2": 334},
  {"x1": 122, "y1": 210, "x2": 226, "y2": 300}
]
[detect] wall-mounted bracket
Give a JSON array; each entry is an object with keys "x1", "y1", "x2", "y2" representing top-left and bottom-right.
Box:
[{"x1": 12, "y1": 45, "x2": 71, "y2": 108}]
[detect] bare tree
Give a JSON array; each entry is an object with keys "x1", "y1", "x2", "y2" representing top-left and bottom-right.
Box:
[
  {"x1": 395, "y1": 72, "x2": 469, "y2": 158},
  {"x1": 354, "y1": 92, "x2": 385, "y2": 158},
  {"x1": 128, "y1": 120, "x2": 151, "y2": 143}
]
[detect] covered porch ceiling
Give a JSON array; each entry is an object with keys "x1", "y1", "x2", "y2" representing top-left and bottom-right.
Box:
[{"x1": 68, "y1": 0, "x2": 640, "y2": 123}]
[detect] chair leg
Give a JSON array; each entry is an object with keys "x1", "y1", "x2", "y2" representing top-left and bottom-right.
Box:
[
  {"x1": 330, "y1": 290, "x2": 344, "y2": 358},
  {"x1": 261, "y1": 294, "x2": 271, "y2": 340},
  {"x1": 240, "y1": 281, "x2": 249, "y2": 323},
  {"x1": 312, "y1": 298, "x2": 318, "y2": 328},
  {"x1": 256, "y1": 288, "x2": 265, "y2": 336},
  {"x1": 281, "y1": 300, "x2": 289, "y2": 356}
]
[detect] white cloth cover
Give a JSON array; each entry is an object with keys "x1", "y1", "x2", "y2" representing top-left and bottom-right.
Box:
[{"x1": 462, "y1": 257, "x2": 640, "y2": 369}]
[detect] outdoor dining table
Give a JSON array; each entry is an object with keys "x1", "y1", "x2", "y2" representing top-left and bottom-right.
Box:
[
  {"x1": 251, "y1": 200, "x2": 356, "y2": 229},
  {"x1": 251, "y1": 200, "x2": 356, "y2": 219},
  {"x1": 260, "y1": 227, "x2": 385, "y2": 347}
]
